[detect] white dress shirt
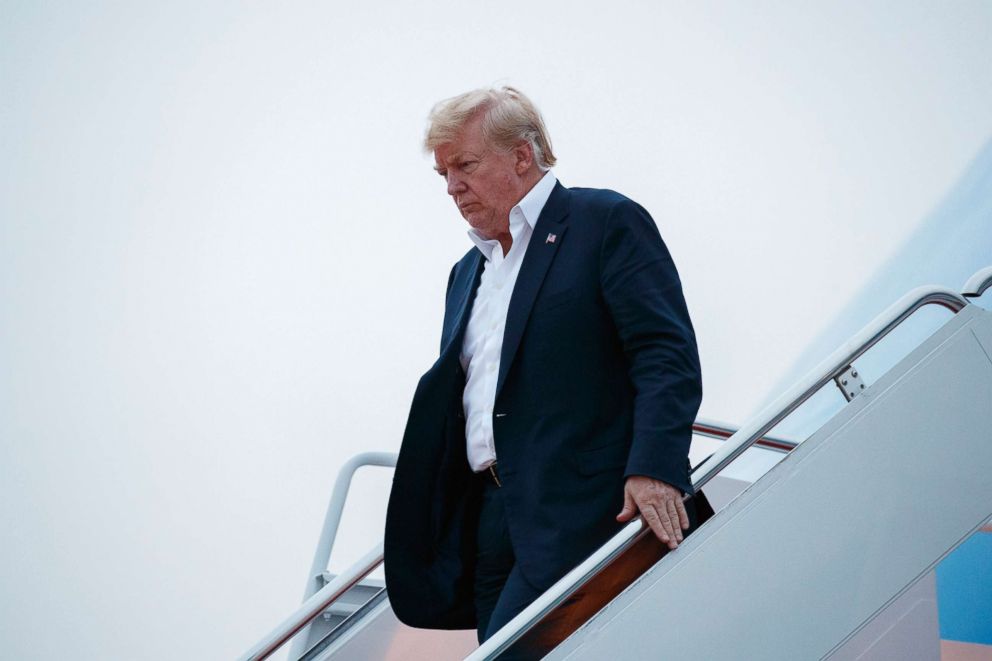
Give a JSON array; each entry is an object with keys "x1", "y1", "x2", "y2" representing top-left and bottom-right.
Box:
[{"x1": 461, "y1": 169, "x2": 557, "y2": 472}]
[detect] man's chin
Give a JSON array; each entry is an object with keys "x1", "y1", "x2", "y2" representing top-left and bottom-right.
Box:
[{"x1": 465, "y1": 216, "x2": 495, "y2": 238}]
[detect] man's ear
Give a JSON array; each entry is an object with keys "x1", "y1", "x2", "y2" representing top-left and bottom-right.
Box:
[{"x1": 513, "y1": 141, "x2": 535, "y2": 175}]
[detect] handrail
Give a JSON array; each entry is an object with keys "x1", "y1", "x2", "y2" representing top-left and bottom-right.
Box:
[
  {"x1": 963, "y1": 265, "x2": 992, "y2": 298},
  {"x1": 286, "y1": 451, "x2": 396, "y2": 661},
  {"x1": 692, "y1": 417, "x2": 797, "y2": 453},
  {"x1": 468, "y1": 284, "x2": 970, "y2": 660},
  {"x1": 302, "y1": 452, "x2": 397, "y2": 602},
  {"x1": 690, "y1": 286, "x2": 965, "y2": 489},
  {"x1": 238, "y1": 545, "x2": 385, "y2": 661}
]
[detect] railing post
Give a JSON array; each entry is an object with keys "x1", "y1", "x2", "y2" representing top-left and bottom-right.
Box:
[{"x1": 289, "y1": 452, "x2": 396, "y2": 661}]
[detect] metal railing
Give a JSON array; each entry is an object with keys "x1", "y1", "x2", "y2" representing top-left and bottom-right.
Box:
[
  {"x1": 301, "y1": 452, "x2": 397, "y2": 602},
  {"x1": 963, "y1": 265, "x2": 992, "y2": 299},
  {"x1": 689, "y1": 285, "x2": 965, "y2": 489},
  {"x1": 286, "y1": 452, "x2": 396, "y2": 661},
  {"x1": 691, "y1": 418, "x2": 796, "y2": 453},
  {"x1": 238, "y1": 546, "x2": 385, "y2": 661},
  {"x1": 469, "y1": 282, "x2": 973, "y2": 660}
]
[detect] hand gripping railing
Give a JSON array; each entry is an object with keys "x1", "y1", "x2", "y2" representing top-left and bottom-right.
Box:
[{"x1": 468, "y1": 282, "x2": 972, "y2": 660}]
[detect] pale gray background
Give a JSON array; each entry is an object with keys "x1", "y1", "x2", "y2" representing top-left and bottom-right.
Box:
[{"x1": 2, "y1": 2, "x2": 991, "y2": 659}]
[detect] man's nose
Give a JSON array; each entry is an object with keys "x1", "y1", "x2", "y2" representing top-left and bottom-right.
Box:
[{"x1": 446, "y1": 172, "x2": 466, "y2": 196}]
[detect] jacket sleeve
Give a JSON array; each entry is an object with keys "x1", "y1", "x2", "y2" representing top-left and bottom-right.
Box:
[{"x1": 598, "y1": 198, "x2": 702, "y2": 494}]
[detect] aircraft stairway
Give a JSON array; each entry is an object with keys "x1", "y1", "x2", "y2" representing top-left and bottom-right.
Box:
[{"x1": 239, "y1": 265, "x2": 992, "y2": 661}]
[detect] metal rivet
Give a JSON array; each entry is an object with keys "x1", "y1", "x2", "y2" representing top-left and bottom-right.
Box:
[
  {"x1": 852, "y1": 370, "x2": 859, "y2": 377},
  {"x1": 842, "y1": 379, "x2": 848, "y2": 386}
]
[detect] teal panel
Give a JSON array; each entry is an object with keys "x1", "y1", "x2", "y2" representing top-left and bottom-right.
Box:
[{"x1": 937, "y1": 531, "x2": 992, "y2": 644}]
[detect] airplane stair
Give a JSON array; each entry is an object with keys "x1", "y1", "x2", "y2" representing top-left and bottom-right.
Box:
[{"x1": 239, "y1": 265, "x2": 992, "y2": 661}]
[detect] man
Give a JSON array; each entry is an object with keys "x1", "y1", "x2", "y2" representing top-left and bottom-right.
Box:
[{"x1": 384, "y1": 86, "x2": 703, "y2": 650}]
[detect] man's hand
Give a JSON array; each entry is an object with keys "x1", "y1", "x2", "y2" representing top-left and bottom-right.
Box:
[{"x1": 616, "y1": 475, "x2": 689, "y2": 550}]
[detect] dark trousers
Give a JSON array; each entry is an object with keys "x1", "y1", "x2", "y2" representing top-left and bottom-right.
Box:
[
  {"x1": 471, "y1": 470, "x2": 714, "y2": 659},
  {"x1": 473, "y1": 471, "x2": 544, "y2": 651}
]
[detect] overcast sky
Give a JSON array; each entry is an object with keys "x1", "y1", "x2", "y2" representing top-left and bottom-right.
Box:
[{"x1": 2, "y1": 2, "x2": 991, "y2": 659}]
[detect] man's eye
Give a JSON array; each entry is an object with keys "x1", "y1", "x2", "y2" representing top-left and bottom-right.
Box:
[
  {"x1": 437, "y1": 170, "x2": 447, "y2": 178},
  {"x1": 461, "y1": 161, "x2": 478, "y2": 171}
]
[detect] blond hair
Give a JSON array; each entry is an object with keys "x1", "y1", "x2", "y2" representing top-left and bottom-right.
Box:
[{"x1": 424, "y1": 86, "x2": 556, "y2": 170}]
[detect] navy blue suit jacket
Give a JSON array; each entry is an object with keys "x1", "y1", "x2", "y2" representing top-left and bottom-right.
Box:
[{"x1": 384, "y1": 182, "x2": 702, "y2": 629}]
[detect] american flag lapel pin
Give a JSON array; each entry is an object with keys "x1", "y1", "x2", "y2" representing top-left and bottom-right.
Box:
[{"x1": 546, "y1": 233, "x2": 557, "y2": 244}]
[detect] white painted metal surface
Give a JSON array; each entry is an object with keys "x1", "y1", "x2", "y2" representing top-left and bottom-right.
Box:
[
  {"x1": 828, "y1": 571, "x2": 940, "y2": 661},
  {"x1": 547, "y1": 304, "x2": 992, "y2": 660}
]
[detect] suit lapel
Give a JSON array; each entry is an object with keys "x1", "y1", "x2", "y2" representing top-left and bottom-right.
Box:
[
  {"x1": 440, "y1": 250, "x2": 485, "y2": 359},
  {"x1": 495, "y1": 182, "x2": 570, "y2": 400}
]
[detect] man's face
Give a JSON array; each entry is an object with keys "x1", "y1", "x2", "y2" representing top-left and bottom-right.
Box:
[{"x1": 433, "y1": 113, "x2": 524, "y2": 240}]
